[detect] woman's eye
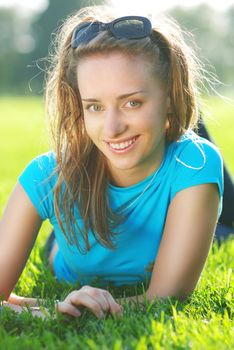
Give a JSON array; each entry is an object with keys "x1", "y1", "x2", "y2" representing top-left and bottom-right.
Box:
[
  {"x1": 85, "y1": 104, "x2": 103, "y2": 112},
  {"x1": 126, "y1": 100, "x2": 142, "y2": 108}
]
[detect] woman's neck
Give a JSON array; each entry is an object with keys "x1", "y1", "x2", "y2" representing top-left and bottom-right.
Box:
[{"x1": 107, "y1": 145, "x2": 166, "y2": 188}]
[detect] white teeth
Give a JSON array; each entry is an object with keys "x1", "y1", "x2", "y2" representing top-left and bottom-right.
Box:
[{"x1": 109, "y1": 137, "x2": 136, "y2": 150}]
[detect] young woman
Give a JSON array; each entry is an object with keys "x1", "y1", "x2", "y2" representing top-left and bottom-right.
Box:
[{"x1": 0, "y1": 6, "x2": 225, "y2": 319}]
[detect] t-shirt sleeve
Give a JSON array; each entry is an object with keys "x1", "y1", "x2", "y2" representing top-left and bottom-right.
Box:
[
  {"x1": 18, "y1": 151, "x2": 57, "y2": 221},
  {"x1": 170, "y1": 137, "x2": 224, "y2": 217}
]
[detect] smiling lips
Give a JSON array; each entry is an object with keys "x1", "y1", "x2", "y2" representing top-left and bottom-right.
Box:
[{"x1": 106, "y1": 135, "x2": 139, "y2": 153}]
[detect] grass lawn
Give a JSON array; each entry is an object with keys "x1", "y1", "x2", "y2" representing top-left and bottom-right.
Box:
[{"x1": 0, "y1": 96, "x2": 233, "y2": 349}]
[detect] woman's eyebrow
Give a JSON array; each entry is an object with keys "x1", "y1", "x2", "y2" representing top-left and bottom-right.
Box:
[
  {"x1": 82, "y1": 90, "x2": 146, "y2": 102},
  {"x1": 116, "y1": 90, "x2": 146, "y2": 100}
]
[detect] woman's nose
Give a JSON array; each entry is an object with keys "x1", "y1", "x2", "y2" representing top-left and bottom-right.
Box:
[{"x1": 103, "y1": 108, "x2": 126, "y2": 139}]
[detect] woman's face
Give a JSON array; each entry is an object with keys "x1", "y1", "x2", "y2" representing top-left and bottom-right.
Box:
[{"x1": 77, "y1": 51, "x2": 170, "y2": 186}]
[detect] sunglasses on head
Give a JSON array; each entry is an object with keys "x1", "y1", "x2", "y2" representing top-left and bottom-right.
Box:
[{"x1": 71, "y1": 16, "x2": 152, "y2": 49}]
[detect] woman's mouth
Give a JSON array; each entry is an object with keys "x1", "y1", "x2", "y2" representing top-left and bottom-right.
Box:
[{"x1": 106, "y1": 135, "x2": 140, "y2": 153}]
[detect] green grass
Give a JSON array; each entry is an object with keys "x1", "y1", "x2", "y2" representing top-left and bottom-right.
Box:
[{"x1": 0, "y1": 96, "x2": 233, "y2": 349}]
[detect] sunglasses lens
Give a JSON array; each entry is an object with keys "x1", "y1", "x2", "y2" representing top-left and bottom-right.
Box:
[
  {"x1": 113, "y1": 19, "x2": 147, "y2": 39},
  {"x1": 72, "y1": 22, "x2": 100, "y2": 47}
]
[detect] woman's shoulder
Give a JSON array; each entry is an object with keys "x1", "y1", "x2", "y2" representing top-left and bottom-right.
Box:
[
  {"x1": 24, "y1": 150, "x2": 56, "y2": 173},
  {"x1": 172, "y1": 129, "x2": 223, "y2": 170},
  {"x1": 18, "y1": 151, "x2": 58, "y2": 220},
  {"x1": 169, "y1": 129, "x2": 224, "y2": 207},
  {"x1": 19, "y1": 150, "x2": 58, "y2": 185},
  {"x1": 27, "y1": 150, "x2": 57, "y2": 168}
]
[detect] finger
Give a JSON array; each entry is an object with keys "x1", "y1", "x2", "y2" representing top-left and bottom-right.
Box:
[
  {"x1": 68, "y1": 291, "x2": 105, "y2": 319},
  {"x1": 84, "y1": 287, "x2": 123, "y2": 315},
  {"x1": 102, "y1": 292, "x2": 123, "y2": 315},
  {"x1": 88, "y1": 292, "x2": 110, "y2": 313},
  {"x1": 80, "y1": 287, "x2": 116, "y2": 315},
  {"x1": 8, "y1": 294, "x2": 40, "y2": 307},
  {"x1": 81, "y1": 286, "x2": 122, "y2": 314},
  {"x1": 7, "y1": 294, "x2": 25, "y2": 305},
  {"x1": 56, "y1": 301, "x2": 81, "y2": 318}
]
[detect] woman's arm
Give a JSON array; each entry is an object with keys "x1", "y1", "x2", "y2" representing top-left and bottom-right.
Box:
[
  {"x1": 0, "y1": 184, "x2": 123, "y2": 319},
  {"x1": 0, "y1": 182, "x2": 43, "y2": 300},
  {"x1": 146, "y1": 183, "x2": 219, "y2": 301},
  {"x1": 115, "y1": 183, "x2": 220, "y2": 306}
]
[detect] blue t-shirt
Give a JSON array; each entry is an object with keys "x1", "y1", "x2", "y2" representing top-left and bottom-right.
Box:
[{"x1": 18, "y1": 130, "x2": 224, "y2": 286}]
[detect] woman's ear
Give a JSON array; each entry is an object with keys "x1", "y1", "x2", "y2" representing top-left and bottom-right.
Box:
[
  {"x1": 165, "y1": 96, "x2": 171, "y2": 131},
  {"x1": 165, "y1": 119, "x2": 170, "y2": 130}
]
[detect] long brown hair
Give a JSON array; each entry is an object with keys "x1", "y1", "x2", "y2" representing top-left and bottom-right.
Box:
[{"x1": 45, "y1": 6, "x2": 202, "y2": 253}]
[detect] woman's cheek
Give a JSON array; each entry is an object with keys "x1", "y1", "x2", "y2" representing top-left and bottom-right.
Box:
[{"x1": 84, "y1": 118, "x2": 99, "y2": 141}]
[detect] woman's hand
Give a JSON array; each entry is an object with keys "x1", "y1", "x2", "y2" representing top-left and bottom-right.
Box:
[
  {"x1": 2, "y1": 301, "x2": 48, "y2": 319},
  {"x1": 56, "y1": 286, "x2": 123, "y2": 319},
  {"x1": 8, "y1": 292, "x2": 39, "y2": 307}
]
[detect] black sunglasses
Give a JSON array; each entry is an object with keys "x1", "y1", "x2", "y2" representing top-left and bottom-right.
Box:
[{"x1": 71, "y1": 16, "x2": 152, "y2": 49}]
